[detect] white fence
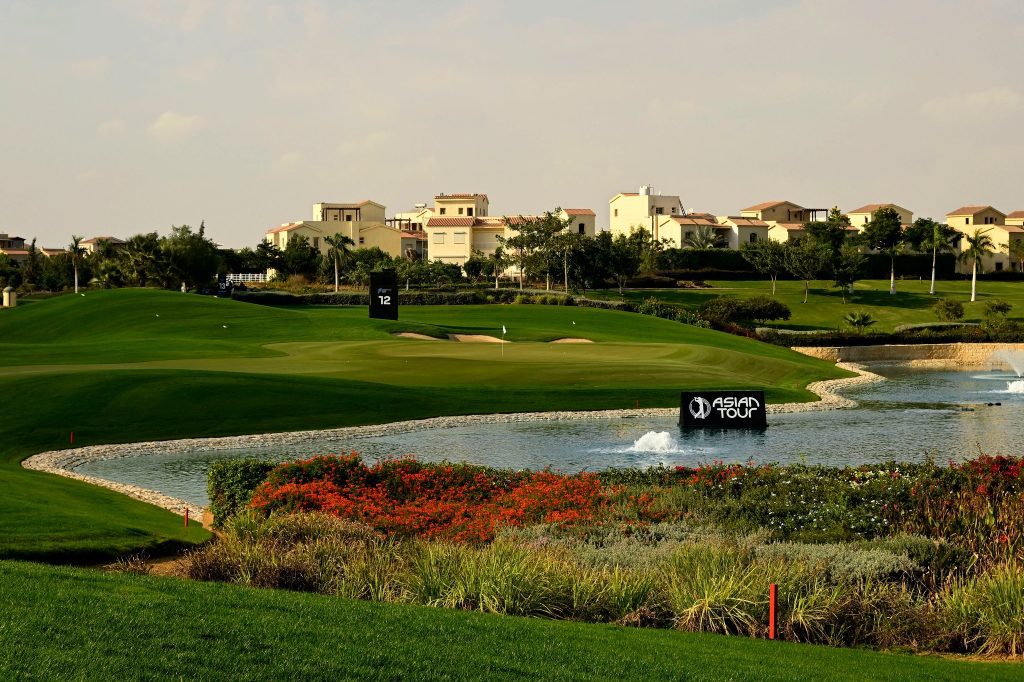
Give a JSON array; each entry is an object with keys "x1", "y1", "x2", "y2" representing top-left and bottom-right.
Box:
[{"x1": 225, "y1": 273, "x2": 267, "y2": 283}]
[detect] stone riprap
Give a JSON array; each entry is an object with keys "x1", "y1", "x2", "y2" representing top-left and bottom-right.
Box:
[
  {"x1": 22, "y1": 362, "x2": 880, "y2": 521},
  {"x1": 793, "y1": 342, "x2": 1024, "y2": 366}
]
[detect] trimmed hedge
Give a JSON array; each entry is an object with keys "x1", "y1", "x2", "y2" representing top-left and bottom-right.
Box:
[
  {"x1": 207, "y1": 459, "x2": 276, "y2": 527},
  {"x1": 233, "y1": 289, "x2": 527, "y2": 307},
  {"x1": 759, "y1": 326, "x2": 1024, "y2": 347}
]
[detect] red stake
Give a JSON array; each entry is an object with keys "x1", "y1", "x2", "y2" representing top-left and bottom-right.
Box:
[
  {"x1": 184, "y1": 508, "x2": 189, "y2": 528},
  {"x1": 769, "y1": 583, "x2": 778, "y2": 640},
  {"x1": 70, "y1": 431, "x2": 74, "y2": 445}
]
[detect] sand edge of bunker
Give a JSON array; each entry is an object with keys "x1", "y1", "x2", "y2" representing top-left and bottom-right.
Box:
[{"x1": 22, "y1": 362, "x2": 881, "y2": 520}]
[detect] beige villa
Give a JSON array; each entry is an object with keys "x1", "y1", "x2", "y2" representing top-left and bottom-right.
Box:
[
  {"x1": 81, "y1": 236, "x2": 126, "y2": 254},
  {"x1": 846, "y1": 204, "x2": 914, "y2": 230},
  {"x1": 265, "y1": 199, "x2": 415, "y2": 259},
  {"x1": 946, "y1": 205, "x2": 1021, "y2": 273},
  {"x1": 424, "y1": 193, "x2": 595, "y2": 267},
  {"x1": 609, "y1": 186, "x2": 685, "y2": 240},
  {"x1": 0, "y1": 233, "x2": 29, "y2": 264}
]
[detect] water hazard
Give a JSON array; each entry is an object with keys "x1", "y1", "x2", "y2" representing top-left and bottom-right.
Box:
[{"x1": 76, "y1": 366, "x2": 1024, "y2": 507}]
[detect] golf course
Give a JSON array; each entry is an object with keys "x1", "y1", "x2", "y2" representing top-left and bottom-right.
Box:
[{"x1": 1, "y1": 289, "x2": 1019, "y2": 680}]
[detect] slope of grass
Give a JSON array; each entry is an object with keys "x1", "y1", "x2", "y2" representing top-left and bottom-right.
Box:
[
  {"x1": 1, "y1": 560, "x2": 1019, "y2": 681},
  {"x1": 588, "y1": 279, "x2": 1024, "y2": 331},
  {"x1": 0, "y1": 289, "x2": 847, "y2": 560}
]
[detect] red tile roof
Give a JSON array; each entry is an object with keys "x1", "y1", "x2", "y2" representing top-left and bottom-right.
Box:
[
  {"x1": 401, "y1": 231, "x2": 427, "y2": 239},
  {"x1": 1006, "y1": 211, "x2": 1024, "y2": 220},
  {"x1": 743, "y1": 200, "x2": 798, "y2": 211},
  {"x1": 266, "y1": 222, "x2": 306, "y2": 234},
  {"x1": 725, "y1": 217, "x2": 770, "y2": 227},
  {"x1": 672, "y1": 216, "x2": 723, "y2": 227},
  {"x1": 774, "y1": 223, "x2": 806, "y2": 231},
  {"x1": 434, "y1": 193, "x2": 488, "y2": 200},
  {"x1": 1, "y1": 249, "x2": 29, "y2": 255},
  {"x1": 426, "y1": 217, "x2": 475, "y2": 227},
  {"x1": 82, "y1": 235, "x2": 125, "y2": 244},
  {"x1": 563, "y1": 208, "x2": 595, "y2": 216},
  {"x1": 848, "y1": 203, "x2": 902, "y2": 214},
  {"x1": 947, "y1": 205, "x2": 1002, "y2": 217}
]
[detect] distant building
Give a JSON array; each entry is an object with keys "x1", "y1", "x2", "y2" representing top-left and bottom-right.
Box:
[
  {"x1": 846, "y1": 204, "x2": 914, "y2": 229},
  {"x1": 608, "y1": 186, "x2": 685, "y2": 240},
  {"x1": 714, "y1": 217, "x2": 772, "y2": 249},
  {"x1": 0, "y1": 233, "x2": 28, "y2": 264},
  {"x1": 740, "y1": 201, "x2": 824, "y2": 224},
  {"x1": 81, "y1": 236, "x2": 126, "y2": 254},
  {"x1": 946, "y1": 205, "x2": 1018, "y2": 272},
  {"x1": 265, "y1": 200, "x2": 410, "y2": 259}
]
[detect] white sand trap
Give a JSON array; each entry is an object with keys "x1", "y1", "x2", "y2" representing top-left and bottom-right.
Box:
[
  {"x1": 393, "y1": 332, "x2": 443, "y2": 341},
  {"x1": 448, "y1": 334, "x2": 508, "y2": 343},
  {"x1": 549, "y1": 338, "x2": 593, "y2": 344}
]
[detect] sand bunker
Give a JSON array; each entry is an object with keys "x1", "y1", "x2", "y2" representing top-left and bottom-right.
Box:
[
  {"x1": 393, "y1": 332, "x2": 443, "y2": 341},
  {"x1": 549, "y1": 338, "x2": 593, "y2": 344},
  {"x1": 448, "y1": 334, "x2": 508, "y2": 343}
]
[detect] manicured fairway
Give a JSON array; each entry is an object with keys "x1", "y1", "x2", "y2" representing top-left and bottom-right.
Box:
[
  {"x1": 0, "y1": 289, "x2": 847, "y2": 560},
  {"x1": 589, "y1": 279, "x2": 1024, "y2": 331},
  {"x1": 0, "y1": 560, "x2": 1019, "y2": 681}
]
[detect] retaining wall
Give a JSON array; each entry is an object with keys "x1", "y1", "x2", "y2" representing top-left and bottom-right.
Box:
[{"x1": 793, "y1": 342, "x2": 1024, "y2": 366}]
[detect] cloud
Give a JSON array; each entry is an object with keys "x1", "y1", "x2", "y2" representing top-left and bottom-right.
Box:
[
  {"x1": 147, "y1": 111, "x2": 206, "y2": 139},
  {"x1": 175, "y1": 58, "x2": 220, "y2": 83},
  {"x1": 96, "y1": 119, "x2": 126, "y2": 136},
  {"x1": 71, "y1": 56, "x2": 111, "y2": 80},
  {"x1": 920, "y1": 87, "x2": 1024, "y2": 122}
]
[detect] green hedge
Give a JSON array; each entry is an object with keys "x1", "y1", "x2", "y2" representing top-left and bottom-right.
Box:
[
  {"x1": 233, "y1": 289, "x2": 529, "y2": 306},
  {"x1": 758, "y1": 326, "x2": 1024, "y2": 347},
  {"x1": 207, "y1": 459, "x2": 276, "y2": 527}
]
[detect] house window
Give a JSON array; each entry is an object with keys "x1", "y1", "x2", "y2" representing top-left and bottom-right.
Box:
[
  {"x1": 359, "y1": 237, "x2": 364, "y2": 244},
  {"x1": 614, "y1": 209, "x2": 619, "y2": 217},
  {"x1": 458, "y1": 207, "x2": 464, "y2": 215},
  {"x1": 578, "y1": 223, "x2": 585, "y2": 234},
  {"x1": 655, "y1": 207, "x2": 664, "y2": 215},
  {"x1": 671, "y1": 207, "x2": 677, "y2": 214},
  {"x1": 750, "y1": 233, "x2": 759, "y2": 243},
  {"x1": 966, "y1": 217, "x2": 971, "y2": 225},
  {"x1": 685, "y1": 231, "x2": 694, "y2": 241},
  {"x1": 440, "y1": 207, "x2": 447, "y2": 215},
  {"x1": 433, "y1": 232, "x2": 445, "y2": 244},
  {"x1": 467, "y1": 207, "x2": 474, "y2": 217},
  {"x1": 313, "y1": 237, "x2": 320, "y2": 249},
  {"x1": 454, "y1": 232, "x2": 466, "y2": 245},
  {"x1": 345, "y1": 214, "x2": 352, "y2": 221},
  {"x1": 996, "y1": 261, "x2": 1004, "y2": 271},
  {"x1": 333, "y1": 215, "x2": 339, "y2": 220}
]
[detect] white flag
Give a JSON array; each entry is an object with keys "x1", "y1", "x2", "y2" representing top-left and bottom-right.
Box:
[{"x1": 502, "y1": 325, "x2": 507, "y2": 335}]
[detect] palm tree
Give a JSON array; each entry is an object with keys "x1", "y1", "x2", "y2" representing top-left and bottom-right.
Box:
[
  {"x1": 685, "y1": 225, "x2": 725, "y2": 250},
  {"x1": 324, "y1": 234, "x2": 355, "y2": 293},
  {"x1": 844, "y1": 310, "x2": 876, "y2": 333},
  {"x1": 910, "y1": 219, "x2": 958, "y2": 295},
  {"x1": 68, "y1": 235, "x2": 85, "y2": 293},
  {"x1": 486, "y1": 247, "x2": 508, "y2": 290},
  {"x1": 960, "y1": 228, "x2": 994, "y2": 302}
]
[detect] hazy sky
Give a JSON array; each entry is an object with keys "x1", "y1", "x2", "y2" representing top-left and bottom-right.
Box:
[{"x1": 2, "y1": 0, "x2": 1023, "y2": 248}]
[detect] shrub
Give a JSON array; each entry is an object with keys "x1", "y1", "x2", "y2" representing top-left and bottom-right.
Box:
[
  {"x1": 933, "y1": 298, "x2": 965, "y2": 322},
  {"x1": 207, "y1": 458, "x2": 277, "y2": 526},
  {"x1": 514, "y1": 294, "x2": 533, "y2": 305},
  {"x1": 698, "y1": 296, "x2": 790, "y2": 326},
  {"x1": 942, "y1": 562, "x2": 1024, "y2": 655}
]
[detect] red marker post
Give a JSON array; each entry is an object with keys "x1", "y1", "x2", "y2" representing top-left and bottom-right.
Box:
[
  {"x1": 184, "y1": 508, "x2": 189, "y2": 528},
  {"x1": 769, "y1": 583, "x2": 778, "y2": 640},
  {"x1": 70, "y1": 431, "x2": 74, "y2": 445}
]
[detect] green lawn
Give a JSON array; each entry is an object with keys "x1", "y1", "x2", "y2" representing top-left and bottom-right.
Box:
[
  {"x1": 587, "y1": 278, "x2": 1024, "y2": 331},
  {"x1": 1, "y1": 560, "x2": 1019, "y2": 681},
  {"x1": 0, "y1": 288, "x2": 847, "y2": 560}
]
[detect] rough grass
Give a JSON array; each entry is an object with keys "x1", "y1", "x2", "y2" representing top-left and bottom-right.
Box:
[
  {"x1": 1, "y1": 559, "x2": 1019, "y2": 681},
  {"x1": 586, "y1": 279, "x2": 1024, "y2": 332}
]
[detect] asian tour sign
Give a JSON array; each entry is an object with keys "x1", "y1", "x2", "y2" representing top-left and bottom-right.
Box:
[
  {"x1": 679, "y1": 390, "x2": 767, "y2": 429},
  {"x1": 369, "y1": 270, "x2": 398, "y2": 320}
]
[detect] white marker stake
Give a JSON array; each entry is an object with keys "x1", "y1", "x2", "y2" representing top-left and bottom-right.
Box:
[{"x1": 501, "y1": 325, "x2": 507, "y2": 359}]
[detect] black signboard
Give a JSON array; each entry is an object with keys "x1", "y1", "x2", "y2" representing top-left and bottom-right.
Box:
[
  {"x1": 369, "y1": 270, "x2": 399, "y2": 320},
  {"x1": 680, "y1": 390, "x2": 767, "y2": 429},
  {"x1": 216, "y1": 273, "x2": 233, "y2": 297}
]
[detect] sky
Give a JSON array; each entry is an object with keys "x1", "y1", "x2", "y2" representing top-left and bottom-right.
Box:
[{"x1": 2, "y1": 0, "x2": 1023, "y2": 248}]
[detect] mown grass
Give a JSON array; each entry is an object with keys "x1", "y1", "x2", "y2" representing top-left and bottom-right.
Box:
[
  {"x1": 0, "y1": 559, "x2": 1019, "y2": 681},
  {"x1": 0, "y1": 289, "x2": 846, "y2": 560},
  {"x1": 586, "y1": 279, "x2": 1024, "y2": 331}
]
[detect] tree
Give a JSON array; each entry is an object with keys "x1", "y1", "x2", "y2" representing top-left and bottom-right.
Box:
[
  {"x1": 324, "y1": 234, "x2": 355, "y2": 293},
  {"x1": 905, "y1": 218, "x2": 959, "y2": 295},
  {"x1": 684, "y1": 225, "x2": 725, "y2": 250},
  {"x1": 68, "y1": 235, "x2": 85, "y2": 293},
  {"x1": 499, "y1": 210, "x2": 568, "y2": 290},
  {"x1": 549, "y1": 231, "x2": 587, "y2": 292},
  {"x1": 933, "y1": 298, "x2": 964, "y2": 322},
  {"x1": 120, "y1": 232, "x2": 162, "y2": 287},
  {"x1": 784, "y1": 239, "x2": 831, "y2": 303},
  {"x1": 832, "y1": 245, "x2": 867, "y2": 304},
  {"x1": 1010, "y1": 239, "x2": 1024, "y2": 274},
  {"x1": 463, "y1": 252, "x2": 485, "y2": 282},
  {"x1": 161, "y1": 223, "x2": 222, "y2": 289},
  {"x1": 740, "y1": 240, "x2": 787, "y2": 295},
  {"x1": 482, "y1": 247, "x2": 508, "y2": 290},
  {"x1": 804, "y1": 219, "x2": 849, "y2": 272},
  {"x1": 844, "y1": 310, "x2": 876, "y2": 333},
  {"x1": 21, "y1": 238, "x2": 42, "y2": 287},
  {"x1": 608, "y1": 232, "x2": 644, "y2": 294},
  {"x1": 960, "y1": 228, "x2": 994, "y2": 302},
  {"x1": 277, "y1": 235, "x2": 320, "y2": 282},
  {"x1": 862, "y1": 207, "x2": 905, "y2": 295}
]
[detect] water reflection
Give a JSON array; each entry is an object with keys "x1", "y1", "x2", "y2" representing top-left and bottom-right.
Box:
[{"x1": 76, "y1": 367, "x2": 1024, "y2": 508}]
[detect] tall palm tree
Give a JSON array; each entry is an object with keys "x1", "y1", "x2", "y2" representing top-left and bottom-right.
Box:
[
  {"x1": 960, "y1": 228, "x2": 994, "y2": 302},
  {"x1": 324, "y1": 234, "x2": 355, "y2": 293},
  {"x1": 67, "y1": 235, "x2": 85, "y2": 293},
  {"x1": 685, "y1": 225, "x2": 725, "y2": 250}
]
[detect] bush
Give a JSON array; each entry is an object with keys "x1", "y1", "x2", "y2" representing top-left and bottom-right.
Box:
[
  {"x1": 514, "y1": 294, "x2": 534, "y2": 304},
  {"x1": 933, "y1": 298, "x2": 965, "y2": 322},
  {"x1": 207, "y1": 459, "x2": 277, "y2": 527},
  {"x1": 698, "y1": 296, "x2": 790, "y2": 326}
]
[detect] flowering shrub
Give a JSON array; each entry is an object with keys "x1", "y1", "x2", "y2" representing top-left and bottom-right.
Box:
[{"x1": 250, "y1": 455, "x2": 624, "y2": 543}]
